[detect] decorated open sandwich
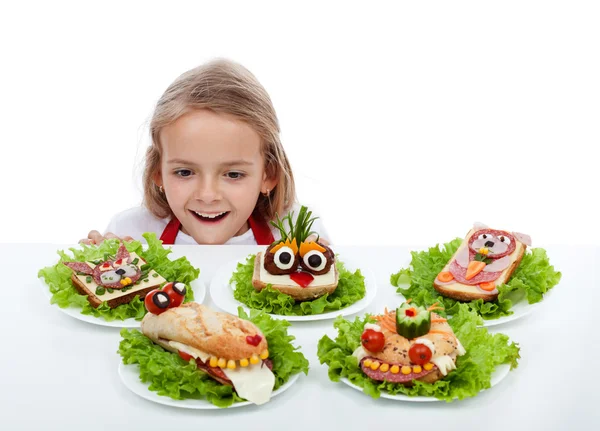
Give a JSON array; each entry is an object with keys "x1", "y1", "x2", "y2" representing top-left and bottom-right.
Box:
[
  {"x1": 391, "y1": 222, "x2": 561, "y2": 320},
  {"x1": 119, "y1": 297, "x2": 309, "y2": 408},
  {"x1": 355, "y1": 302, "x2": 465, "y2": 385},
  {"x1": 317, "y1": 301, "x2": 521, "y2": 401},
  {"x1": 433, "y1": 224, "x2": 531, "y2": 302},
  {"x1": 63, "y1": 243, "x2": 167, "y2": 308},
  {"x1": 39, "y1": 233, "x2": 199, "y2": 321},
  {"x1": 252, "y1": 206, "x2": 338, "y2": 301}
]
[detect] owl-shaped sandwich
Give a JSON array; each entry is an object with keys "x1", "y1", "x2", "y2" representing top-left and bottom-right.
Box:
[{"x1": 252, "y1": 206, "x2": 338, "y2": 301}]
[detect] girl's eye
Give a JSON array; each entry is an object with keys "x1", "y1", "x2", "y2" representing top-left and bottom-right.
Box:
[
  {"x1": 226, "y1": 172, "x2": 245, "y2": 179},
  {"x1": 175, "y1": 169, "x2": 193, "y2": 177}
]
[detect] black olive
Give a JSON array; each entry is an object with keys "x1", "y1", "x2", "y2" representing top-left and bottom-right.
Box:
[
  {"x1": 173, "y1": 282, "x2": 187, "y2": 296},
  {"x1": 308, "y1": 254, "x2": 322, "y2": 268},
  {"x1": 500, "y1": 236, "x2": 505, "y2": 242},
  {"x1": 485, "y1": 241, "x2": 494, "y2": 248},
  {"x1": 278, "y1": 251, "x2": 292, "y2": 264},
  {"x1": 483, "y1": 234, "x2": 487, "y2": 239},
  {"x1": 115, "y1": 268, "x2": 126, "y2": 275},
  {"x1": 152, "y1": 291, "x2": 171, "y2": 309}
]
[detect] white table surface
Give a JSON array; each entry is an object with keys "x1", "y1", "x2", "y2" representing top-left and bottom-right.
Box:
[{"x1": 2, "y1": 244, "x2": 598, "y2": 431}]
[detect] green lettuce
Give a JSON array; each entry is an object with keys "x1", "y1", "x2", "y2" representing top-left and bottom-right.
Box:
[
  {"x1": 38, "y1": 233, "x2": 199, "y2": 321},
  {"x1": 317, "y1": 304, "x2": 520, "y2": 401},
  {"x1": 390, "y1": 239, "x2": 562, "y2": 320},
  {"x1": 118, "y1": 307, "x2": 309, "y2": 408},
  {"x1": 230, "y1": 254, "x2": 366, "y2": 316}
]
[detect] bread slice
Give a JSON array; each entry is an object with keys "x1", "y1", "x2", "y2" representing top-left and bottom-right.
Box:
[
  {"x1": 68, "y1": 252, "x2": 167, "y2": 308},
  {"x1": 433, "y1": 228, "x2": 527, "y2": 302},
  {"x1": 251, "y1": 252, "x2": 338, "y2": 301}
]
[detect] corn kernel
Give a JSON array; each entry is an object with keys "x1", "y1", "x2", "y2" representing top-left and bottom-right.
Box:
[
  {"x1": 401, "y1": 366, "x2": 412, "y2": 375},
  {"x1": 424, "y1": 363, "x2": 434, "y2": 371},
  {"x1": 390, "y1": 365, "x2": 400, "y2": 374},
  {"x1": 240, "y1": 358, "x2": 249, "y2": 367},
  {"x1": 413, "y1": 365, "x2": 422, "y2": 374},
  {"x1": 379, "y1": 363, "x2": 390, "y2": 372},
  {"x1": 479, "y1": 247, "x2": 489, "y2": 255},
  {"x1": 370, "y1": 361, "x2": 380, "y2": 371},
  {"x1": 260, "y1": 350, "x2": 269, "y2": 360},
  {"x1": 250, "y1": 354, "x2": 259, "y2": 365},
  {"x1": 227, "y1": 360, "x2": 236, "y2": 369},
  {"x1": 209, "y1": 357, "x2": 218, "y2": 368},
  {"x1": 363, "y1": 359, "x2": 372, "y2": 367},
  {"x1": 217, "y1": 358, "x2": 226, "y2": 368},
  {"x1": 120, "y1": 277, "x2": 132, "y2": 286}
]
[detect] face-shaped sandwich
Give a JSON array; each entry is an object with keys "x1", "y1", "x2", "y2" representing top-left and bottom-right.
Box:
[
  {"x1": 253, "y1": 206, "x2": 338, "y2": 301},
  {"x1": 63, "y1": 242, "x2": 166, "y2": 308},
  {"x1": 433, "y1": 223, "x2": 532, "y2": 301},
  {"x1": 353, "y1": 302, "x2": 466, "y2": 384},
  {"x1": 141, "y1": 302, "x2": 276, "y2": 405}
]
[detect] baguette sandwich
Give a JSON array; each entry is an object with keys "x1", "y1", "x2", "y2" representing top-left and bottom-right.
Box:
[
  {"x1": 141, "y1": 302, "x2": 276, "y2": 405},
  {"x1": 251, "y1": 206, "x2": 338, "y2": 301},
  {"x1": 433, "y1": 223, "x2": 532, "y2": 302}
]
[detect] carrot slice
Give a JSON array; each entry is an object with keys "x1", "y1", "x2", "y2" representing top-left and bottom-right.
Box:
[
  {"x1": 438, "y1": 271, "x2": 454, "y2": 282},
  {"x1": 466, "y1": 261, "x2": 486, "y2": 280},
  {"x1": 479, "y1": 281, "x2": 496, "y2": 291}
]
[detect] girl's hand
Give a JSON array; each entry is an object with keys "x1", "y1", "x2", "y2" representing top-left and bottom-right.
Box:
[
  {"x1": 306, "y1": 234, "x2": 330, "y2": 246},
  {"x1": 79, "y1": 230, "x2": 134, "y2": 245}
]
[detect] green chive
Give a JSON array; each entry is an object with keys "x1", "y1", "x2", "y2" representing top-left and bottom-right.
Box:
[
  {"x1": 86, "y1": 276, "x2": 92, "y2": 283},
  {"x1": 95, "y1": 287, "x2": 106, "y2": 295}
]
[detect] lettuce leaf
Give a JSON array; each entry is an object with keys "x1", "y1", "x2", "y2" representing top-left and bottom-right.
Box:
[
  {"x1": 230, "y1": 254, "x2": 366, "y2": 316},
  {"x1": 38, "y1": 233, "x2": 199, "y2": 321},
  {"x1": 317, "y1": 304, "x2": 520, "y2": 401},
  {"x1": 118, "y1": 307, "x2": 309, "y2": 407},
  {"x1": 390, "y1": 239, "x2": 561, "y2": 320}
]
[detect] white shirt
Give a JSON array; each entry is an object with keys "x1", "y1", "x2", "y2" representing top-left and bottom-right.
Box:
[{"x1": 104, "y1": 203, "x2": 330, "y2": 245}]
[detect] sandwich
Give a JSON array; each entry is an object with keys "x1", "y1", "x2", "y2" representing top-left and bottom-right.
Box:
[
  {"x1": 141, "y1": 301, "x2": 276, "y2": 405},
  {"x1": 353, "y1": 302, "x2": 465, "y2": 385},
  {"x1": 63, "y1": 242, "x2": 167, "y2": 308},
  {"x1": 252, "y1": 206, "x2": 338, "y2": 301},
  {"x1": 433, "y1": 223, "x2": 532, "y2": 302}
]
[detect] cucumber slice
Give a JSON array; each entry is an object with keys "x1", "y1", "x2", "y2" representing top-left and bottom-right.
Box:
[{"x1": 395, "y1": 303, "x2": 431, "y2": 339}]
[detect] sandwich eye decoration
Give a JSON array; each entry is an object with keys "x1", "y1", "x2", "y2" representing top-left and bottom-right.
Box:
[
  {"x1": 264, "y1": 206, "x2": 335, "y2": 287},
  {"x1": 354, "y1": 301, "x2": 466, "y2": 384},
  {"x1": 144, "y1": 282, "x2": 188, "y2": 315}
]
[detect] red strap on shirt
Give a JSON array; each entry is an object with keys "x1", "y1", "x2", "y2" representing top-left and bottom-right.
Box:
[{"x1": 159, "y1": 214, "x2": 274, "y2": 245}]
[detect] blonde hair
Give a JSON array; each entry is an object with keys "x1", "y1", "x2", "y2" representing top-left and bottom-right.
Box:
[{"x1": 143, "y1": 59, "x2": 296, "y2": 221}]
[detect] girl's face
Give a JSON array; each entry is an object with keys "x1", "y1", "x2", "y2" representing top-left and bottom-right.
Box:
[{"x1": 156, "y1": 109, "x2": 277, "y2": 244}]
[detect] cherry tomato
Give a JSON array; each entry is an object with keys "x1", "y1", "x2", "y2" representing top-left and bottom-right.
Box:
[
  {"x1": 361, "y1": 329, "x2": 385, "y2": 352},
  {"x1": 162, "y1": 282, "x2": 187, "y2": 307},
  {"x1": 144, "y1": 289, "x2": 171, "y2": 315},
  {"x1": 409, "y1": 343, "x2": 432, "y2": 365}
]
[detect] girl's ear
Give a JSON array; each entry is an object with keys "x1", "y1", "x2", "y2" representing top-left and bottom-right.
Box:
[
  {"x1": 153, "y1": 170, "x2": 163, "y2": 188},
  {"x1": 262, "y1": 172, "x2": 278, "y2": 194}
]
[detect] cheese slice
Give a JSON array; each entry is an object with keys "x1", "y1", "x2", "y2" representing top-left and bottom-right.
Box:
[
  {"x1": 222, "y1": 363, "x2": 276, "y2": 405},
  {"x1": 167, "y1": 341, "x2": 211, "y2": 362},
  {"x1": 431, "y1": 355, "x2": 457, "y2": 376}
]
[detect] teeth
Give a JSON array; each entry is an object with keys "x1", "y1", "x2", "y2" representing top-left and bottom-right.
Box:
[{"x1": 193, "y1": 211, "x2": 226, "y2": 219}]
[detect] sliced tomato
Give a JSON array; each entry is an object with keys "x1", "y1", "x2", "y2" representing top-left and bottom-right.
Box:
[
  {"x1": 144, "y1": 289, "x2": 171, "y2": 315},
  {"x1": 178, "y1": 351, "x2": 193, "y2": 362}
]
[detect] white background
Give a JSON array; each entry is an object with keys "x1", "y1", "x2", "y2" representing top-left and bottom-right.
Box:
[{"x1": 1, "y1": 1, "x2": 599, "y2": 246}]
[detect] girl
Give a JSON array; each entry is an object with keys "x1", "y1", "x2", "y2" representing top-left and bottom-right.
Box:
[{"x1": 81, "y1": 59, "x2": 328, "y2": 246}]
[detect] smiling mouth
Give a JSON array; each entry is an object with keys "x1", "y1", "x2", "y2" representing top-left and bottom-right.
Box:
[{"x1": 190, "y1": 210, "x2": 230, "y2": 223}]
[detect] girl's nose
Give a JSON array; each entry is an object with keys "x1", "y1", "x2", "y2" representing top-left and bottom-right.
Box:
[{"x1": 194, "y1": 178, "x2": 221, "y2": 202}]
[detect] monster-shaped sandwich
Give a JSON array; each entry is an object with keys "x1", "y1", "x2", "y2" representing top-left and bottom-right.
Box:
[
  {"x1": 252, "y1": 206, "x2": 338, "y2": 301},
  {"x1": 433, "y1": 223, "x2": 532, "y2": 302},
  {"x1": 354, "y1": 302, "x2": 466, "y2": 384},
  {"x1": 62, "y1": 242, "x2": 167, "y2": 308}
]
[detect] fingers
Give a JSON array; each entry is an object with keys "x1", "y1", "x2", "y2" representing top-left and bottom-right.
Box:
[
  {"x1": 80, "y1": 231, "x2": 135, "y2": 245},
  {"x1": 305, "y1": 234, "x2": 330, "y2": 246}
]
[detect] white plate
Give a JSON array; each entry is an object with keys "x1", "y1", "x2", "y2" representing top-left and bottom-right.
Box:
[
  {"x1": 210, "y1": 255, "x2": 377, "y2": 321},
  {"x1": 118, "y1": 361, "x2": 301, "y2": 409},
  {"x1": 395, "y1": 290, "x2": 544, "y2": 327},
  {"x1": 39, "y1": 277, "x2": 206, "y2": 328},
  {"x1": 340, "y1": 363, "x2": 510, "y2": 402}
]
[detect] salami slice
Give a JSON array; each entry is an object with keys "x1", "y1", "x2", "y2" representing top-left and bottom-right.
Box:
[
  {"x1": 63, "y1": 261, "x2": 93, "y2": 275},
  {"x1": 449, "y1": 259, "x2": 502, "y2": 285},
  {"x1": 360, "y1": 358, "x2": 435, "y2": 383},
  {"x1": 92, "y1": 264, "x2": 141, "y2": 288},
  {"x1": 468, "y1": 229, "x2": 516, "y2": 258},
  {"x1": 115, "y1": 243, "x2": 131, "y2": 262}
]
